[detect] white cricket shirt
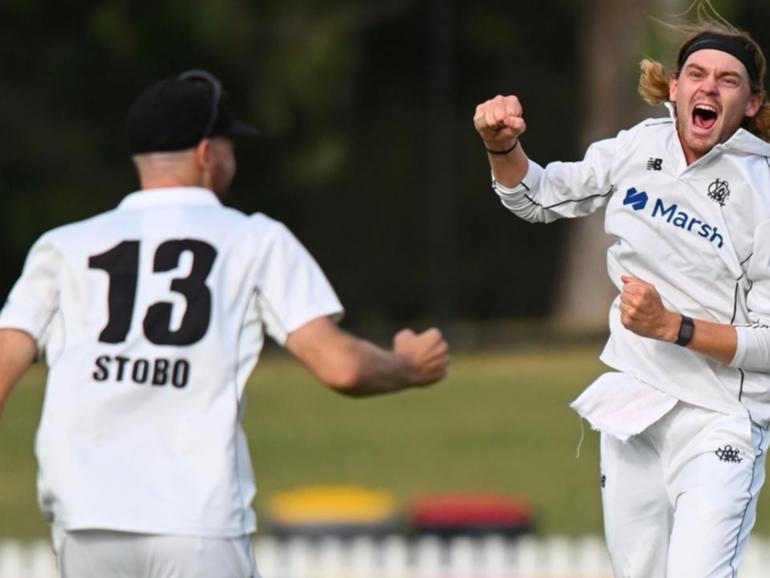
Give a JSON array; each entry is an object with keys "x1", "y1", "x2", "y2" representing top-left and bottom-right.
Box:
[
  {"x1": 494, "y1": 104, "x2": 770, "y2": 429},
  {"x1": 0, "y1": 187, "x2": 343, "y2": 537}
]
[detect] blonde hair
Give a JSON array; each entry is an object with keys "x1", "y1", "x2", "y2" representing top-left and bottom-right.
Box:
[{"x1": 638, "y1": 0, "x2": 770, "y2": 141}]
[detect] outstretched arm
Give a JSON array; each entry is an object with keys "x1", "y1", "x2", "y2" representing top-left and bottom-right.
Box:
[
  {"x1": 286, "y1": 316, "x2": 449, "y2": 397},
  {"x1": 0, "y1": 329, "x2": 37, "y2": 418}
]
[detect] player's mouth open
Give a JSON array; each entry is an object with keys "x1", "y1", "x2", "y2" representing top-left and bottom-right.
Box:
[{"x1": 693, "y1": 104, "x2": 718, "y2": 130}]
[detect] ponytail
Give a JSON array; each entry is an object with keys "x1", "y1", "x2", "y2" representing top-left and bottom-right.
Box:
[{"x1": 638, "y1": 58, "x2": 671, "y2": 107}]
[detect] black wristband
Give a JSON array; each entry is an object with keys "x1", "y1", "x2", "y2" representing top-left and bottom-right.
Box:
[
  {"x1": 485, "y1": 140, "x2": 519, "y2": 155},
  {"x1": 675, "y1": 315, "x2": 695, "y2": 347}
]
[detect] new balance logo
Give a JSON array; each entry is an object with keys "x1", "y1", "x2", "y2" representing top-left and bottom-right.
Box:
[
  {"x1": 646, "y1": 158, "x2": 663, "y2": 171},
  {"x1": 623, "y1": 187, "x2": 648, "y2": 211}
]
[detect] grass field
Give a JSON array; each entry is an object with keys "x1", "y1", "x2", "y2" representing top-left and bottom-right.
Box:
[{"x1": 3, "y1": 344, "x2": 770, "y2": 541}]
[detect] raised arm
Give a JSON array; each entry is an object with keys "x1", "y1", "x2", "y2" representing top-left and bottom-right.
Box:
[
  {"x1": 475, "y1": 94, "x2": 620, "y2": 224},
  {"x1": 0, "y1": 329, "x2": 37, "y2": 418},
  {"x1": 285, "y1": 316, "x2": 449, "y2": 397},
  {"x1": 473, "y1": 95, "x2": 530, "y2": 187}
]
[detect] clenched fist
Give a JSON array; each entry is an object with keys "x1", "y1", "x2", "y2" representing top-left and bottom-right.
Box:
[
  {"x1": 473, "y1": 95, "x2": 527, "y2": 152},
  {"x1": 393, "y1": 327, "x2": 449, "y2": 387},
  {"x1": 619, "y1": 275, "x2": 680, "y2": 342}
]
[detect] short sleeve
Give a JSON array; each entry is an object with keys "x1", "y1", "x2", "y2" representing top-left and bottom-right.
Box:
[
  {"x1": 0, "y1": 233, "x2": 61, "y2": 343},
  {"x1": 251, "y1": 217, "x2": 344, "y2": 345}
]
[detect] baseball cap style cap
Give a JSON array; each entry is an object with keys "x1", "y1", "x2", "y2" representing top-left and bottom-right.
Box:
[{"x1": 127, "y1": 69, "x2": 259, "y2": 154}]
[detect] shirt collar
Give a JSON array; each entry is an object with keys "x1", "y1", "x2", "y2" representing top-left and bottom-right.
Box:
[
  {"x1": 117, "y1": 187, "x2": 222, "y2": 210},
  {"x1": 664, "y1": 101, "x2": 676, "y2": 121}
]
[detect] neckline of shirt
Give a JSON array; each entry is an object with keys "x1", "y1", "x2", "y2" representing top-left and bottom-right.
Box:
[
  {"x1": 117, "y1": 187, "x2": 222, "y2": 210},
  {"x1": 662, "y1": 102, "x2": 770, "y2": 175}
]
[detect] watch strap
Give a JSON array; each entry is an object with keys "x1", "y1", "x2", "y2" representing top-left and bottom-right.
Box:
[{"x1": 675, "y1": 315, "x2": 695, "y2": 347}]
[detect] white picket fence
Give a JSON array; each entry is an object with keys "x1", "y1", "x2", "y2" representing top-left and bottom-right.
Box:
[{"x1": 3, "y1": 534, "x2": 770, "y2": 577}]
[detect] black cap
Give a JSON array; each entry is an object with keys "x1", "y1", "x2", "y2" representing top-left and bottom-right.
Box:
[{"x1": 127, "y1": 69, "x2": 259, "y2": 154}]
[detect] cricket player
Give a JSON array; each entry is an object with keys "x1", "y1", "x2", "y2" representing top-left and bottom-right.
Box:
[
  {"x1": 0, "y1": 70, "x2": 449, "y2": 578},
  {"x1": 474, "y1": 6, "x2": 770, "y2": 578}
]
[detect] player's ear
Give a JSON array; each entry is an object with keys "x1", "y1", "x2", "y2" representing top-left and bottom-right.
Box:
[
  {"x1": 745, "y1": 92, "x2": 763, "y2": 119},
  {"x1": 669, "y1": 74, "x2": 679, "y2": 102},
  {"x1": 193, "y1": 139, "x2": 212, "y2": 171}
]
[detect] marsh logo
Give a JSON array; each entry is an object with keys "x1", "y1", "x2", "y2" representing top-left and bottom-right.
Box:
[
  {"x1": 622, "y1": 187, "x2": 724, "y2": 249},
  {"x1": 623, "y1": 187, "x2": 648, "y2": 211}
]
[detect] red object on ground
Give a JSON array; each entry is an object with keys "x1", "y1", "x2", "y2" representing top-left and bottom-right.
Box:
[{"x1": 410, "y1": 493, "x2": 535, "y2": 535}]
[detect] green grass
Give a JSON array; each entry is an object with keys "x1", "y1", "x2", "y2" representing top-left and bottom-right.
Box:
[
  {"x1": 246, "y1": 346, "x2": 605, "y2": 538},
  {"x1": 3, "y1": 345, "x2": 769, "y2": 540}
]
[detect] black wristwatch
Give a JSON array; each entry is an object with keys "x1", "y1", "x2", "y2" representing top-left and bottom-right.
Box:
[{"x1": 675, "y1": 315, "x2": 695, "y2": 347}]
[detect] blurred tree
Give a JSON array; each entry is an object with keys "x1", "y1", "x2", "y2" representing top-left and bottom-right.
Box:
[
  {"x1": 552, "y1": 0, "x2": 687, "y2": 331},
  {"x1": 0, "y1": 0, "x2": 581, "y2": 327},
  {"x1": 426, "y1": 0, "x2": 457, "y2": 329},
  {"x1": 18, "y1": 0, "x2": 762, "y2": 331}
]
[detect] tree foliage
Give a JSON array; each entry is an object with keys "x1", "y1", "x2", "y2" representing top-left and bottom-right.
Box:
[{"x1": 1, "y1": 0, "x2": 767, "y2": 328}]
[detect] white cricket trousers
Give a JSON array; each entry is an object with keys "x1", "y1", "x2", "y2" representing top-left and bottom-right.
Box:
[
  {"x1": 600, "y1": 402, "x2": 768, "y2": 578},
  {"x1": 52, "y1": 528, "x2": 260, "y2": 578}
]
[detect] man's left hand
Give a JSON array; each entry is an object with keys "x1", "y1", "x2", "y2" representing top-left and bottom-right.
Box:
[{"x1": 619, "y1": 275, "x2": 680, "y2": 342}]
